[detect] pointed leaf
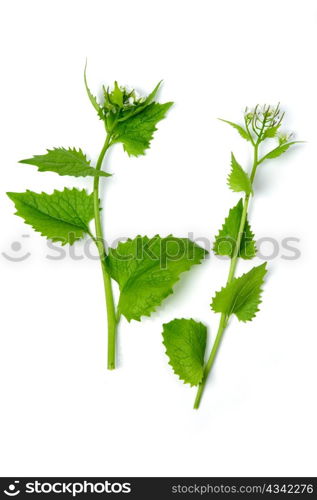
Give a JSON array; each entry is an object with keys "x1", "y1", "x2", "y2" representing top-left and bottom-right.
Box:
[
  {"x1": 19, "y1": 148, "x2": 110, "y2": 178},
  {"x1": 111, "y1": 81, "x2": 124, "y2": 107},
  {"x1": 213, "y1": 199, "x2": 256, "y2": 260},
  {"x1": 211, "y1": 263, "x2": 267, "y2": 322},
  {"x1": 113, "y1": 101, "x2": 173, "y2": 156},
  {"x1": 261, "y1": 141, "x2": 300, "y2": 162},
  {"x1": 84, "y1": 63, "x2": 103, "y2": 118},
  {"x1": 141, "y1": 80, "x2": 162, "y2": 107},
  {"x1": 106, "y1": 235, "x2": 206, "y2": 321},
  {"x1": 218, "y1": 119, "x2": 250, "y2": 141},
  {"x1": 262, "y1": 124, "x2": 281, "y2": 140},
  {"x1": 7, "y1": 188, "x2": 94, "y2": 245},
  {"x1": 117, "y1": 81, "x2": 163, "y2": 123},
  {"x1": 227, "y1": 153, "x2": 253, "y2": 195},
  {"x1": 162, "y1": 318, "x2": 207, "y2": 386}
]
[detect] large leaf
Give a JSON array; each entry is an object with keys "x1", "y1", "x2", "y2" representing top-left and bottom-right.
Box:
[
  {"x1": 7, "y1": 188, "x2": 94, "y2": 245},
  {"x1": 162, "y1": 318, "x2": 207, "y2": 386},
  {"x1": 113, "y1": 101, "x2": 173, "y2": 156},
  {"x1": 227, "y1": 153, "x2": 252, "y2": 195},
  {"x1": 213, "y1": 199, "x2": 256, "y2": 260},
  {"x1": 106, "y1": 235, "x2": 206, "y2": 321},
  {"x1": 211, "y1": 263, "x2": 267, "y2": 322},
  {"x1": 19, "y1": 148, "x2": 110, "y2": 178}
]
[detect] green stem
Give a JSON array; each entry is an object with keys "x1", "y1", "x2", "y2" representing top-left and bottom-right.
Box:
[
  {"x1": 193, "y1": 313, "x2": 228, "y2": 409},
  {"x1": 93, "y1": 134, "x2": 118, "y2": 370},
  {"x1": 193, "y1": 144, "x2": 259, "y2": 409}
]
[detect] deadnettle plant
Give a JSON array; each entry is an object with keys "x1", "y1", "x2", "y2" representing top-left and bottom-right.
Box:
[
  {"x1": 162, "y1": 104, "x2": 301, "y2": 409},
  {"x1": 7, "y1": 68, "x2": 206, "y2": 369}
]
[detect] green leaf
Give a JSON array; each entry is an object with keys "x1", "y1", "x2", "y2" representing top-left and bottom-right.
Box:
[
  {"x1": 19, "y1": 148, "x2": 111, "y2": 178},
  {"x1": 211, "y1": 263, "x2": 267, "y2": 322},
  {"x1": 84, "y1": 62, "x2": 103, "y2": 118},
  {"x1": 113, "y1": 101, "x2": 173, "y2": 156},
  {"x1": 106, "y1": 235, "x2": 206, "y2": 321},
  {"x1": 262, "y1": 141, "x2": 300, "y2": 161},
  {"x1": 227, "y1": 153, "x2": 253, "y2": 195},
  {"x1": 111, "y1": 81, "x2": 124, "y2": 107},
  {"x1": 162, "y1": 318, "x2": 207, "y2": 386},
  {"x1": 117, "y1": 81, "x2": 163, "y2": 123},
  {"x1": 218, "y1": 118, "x2": 250, "y2": 141},
  {"x1": 262, "y1": 124, "x2": 280, "y2": 140},
  {"x1": 142, "y1": 80, "x2": 162, "y2": 107},
  {"x1": 7, "y1": 188, "x2": 94, "y2": 245},
  {"x1": 213, "y1": 199, "x2": 256, "y2": 260}
]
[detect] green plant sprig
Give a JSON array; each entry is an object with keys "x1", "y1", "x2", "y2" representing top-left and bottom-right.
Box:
[
  {"x1": 8, "y1": 67, "x2": 207, "y2": 370},
  {"x1": 162, "y1": 104, "x2": 301, "y2": 409}
]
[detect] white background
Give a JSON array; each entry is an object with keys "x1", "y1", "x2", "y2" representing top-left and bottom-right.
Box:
[{"x1": 0, "y1": 0, "x2": 316, "y2": 477}]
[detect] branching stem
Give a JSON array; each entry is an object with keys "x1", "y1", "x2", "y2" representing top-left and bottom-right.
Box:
[{"x1": 193, "y1": 143, "x2": 259, "y2": 409}]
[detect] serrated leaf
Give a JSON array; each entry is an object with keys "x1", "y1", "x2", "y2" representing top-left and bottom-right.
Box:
[
  {"x1": 211, "y1": 263, "x2": 267, "y2": 322},
  {"x1": 227, "y1": 153, "x2": 253, "y2": 195},
  {"x1": 218, "y1": 118, "x2": 250, "y2": 141},
  {"x1": 106, "y1": 235, "x2": 206, "y2": 321},
  {"x1": 262, "y1": 141, "x2": 300, "y2": 161},
  {"x1": 213, "y1": 199, "x2": 256, "y2": 260},
  {"x1": 117, "y1": 81, "x2": 163, "y2": 123},
  {"x1": 162, "y1": 318, "x2": 207, "y2": 386},
  {"x1": 262, "y1": 124, "x2": 281, "y2": 140},
  {"x1": 84, "y1": 63, "x2": 103, "y2": 118},
  {"x1": 19, "y1": 148, "x2": 111, "y2": 178},
  {"x1": 7, "y1": 188, "x2": 94, "y2": 245},
  {"x1": 113, "y1": 101, "x2": 173, "y2": 156},
  {"x1": 111, "y1": 81, "x2": 124, "y2": 107}
]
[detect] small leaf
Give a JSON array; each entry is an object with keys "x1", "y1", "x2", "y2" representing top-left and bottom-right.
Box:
[
  {"x1": 141, "y1": 80, "x2": 162, "y2": 107},
  {"x1": 106, "y1": 235, "x2": 206, "y2": 321},
  {"x1": 19, "y1": 148, "x2": 111, "y2": 178},
  {"x1": 7, "y1": 188, "x2": 94, "y2": 245},
  {"x1": 84, "y1": 63, "x2": 103, "y2": 118},
  {"x1": 218, "y1": 118, "x2": 250, "y2": 141},
  {"x1": 262, "y1": 124, "x2": 280, "y2": 140},
  {"x1": 111, "y1": 81, "x2": 124, "y2": 107},
  {"x1": 162, "y1": 318, "x2": 207, "y2": 386},
  {"x1": 211, "y1": 263, "x2": 267, "y2": 322},
  {"x1": 113, "y1": 101, "x2": 173, "y2": 156},
  {"x1": 213, "y1": 199, "x2": 256, "y2": 260},
  {"x1": 262, "y1": 141, "x2": 300, "y2": 161},
  {"x1": 227, "y1": 153, "x2": 253, "y2": 195},
  {"x1": 117, "y1": 81, "x2": 163, "y2": 123}
]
